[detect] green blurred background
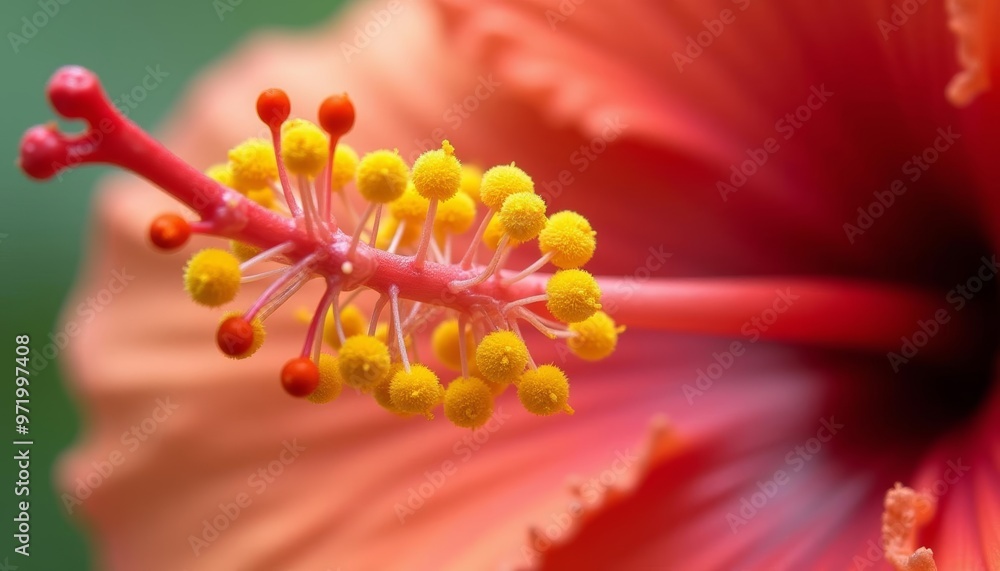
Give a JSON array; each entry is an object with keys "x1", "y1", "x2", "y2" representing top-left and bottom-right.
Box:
[{"x1": 1, "y1": 1, "x2": 347, "y2": 568}]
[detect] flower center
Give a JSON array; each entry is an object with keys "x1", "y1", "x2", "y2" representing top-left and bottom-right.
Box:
[
  {"x1": 19, "y1": 66, "x2": 622, "y2": 427},
  {"x1": 834, "y1": 268, "x2": 998, "y2": 452}
]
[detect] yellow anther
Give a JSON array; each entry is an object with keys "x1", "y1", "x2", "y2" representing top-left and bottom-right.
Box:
[
  {"x1": 229, "y1": 240, "x2": 261, "y2": 262},
  {"x1": 228, "y1": 138, "x2": 278, "y2": 192},
  {"x1": 480, "y1": 163, "x2": 533, "y2": 211},
  {"x1": 308, "y1": 353, "x2": 344, "y2": 404},
  {"x1": 434, "y1": 192, "x2": 477, "y2": 236},
  {"x1": 550, "y1": 210, "x2": 593, "y2": 234},
  {"x1": 431, "y1": 318, "x2": 475, "y2": 371},
  {"x1": 331, "y1": 144, "x2": 359, "y2": 190},
  {"x1": 518, "y1": 365, "x2": 573, "y2": 416},
  {"x1": 389, "y1": 182, "x2": 430, "y2": 224},
  {"x1": 322, "y1": 304, "x2": 366, "y2": 349},
  {"x1": 475, "y1": 330, "x2": 530, "y2": 383},
  {"x1": 206, "y1": 163, "x2": 234, "y2": 188},
  {"x1": 184, "y1": 248, "x2": 241, "y2": 307},
  {"x1": 245, "y1": 187, "x2": 277, "y2": 209},
  {"x1": 484, "y1": 215, "x2": 525, "y2": 250},
  {"x1": 389, "y1": 364, "x2": 444, "y2": 418},
  {"x1": 444, "y1": 377, "x2": 494, "y2": 428},
  {"x1": 546, "y1": 269, "x2": 602, "y2": 323},
  {"x1": 338, "y1": 335, "x2": 391, "y2": 390},
  {"x1": 219, "y1": 311, "x2": 265, "y2": 359},
  {"x1": 280, "y1": 119, "x2": 329, "y2": 177},
  {"x1": 499, "y1": 192, "x2": 547, "y2": 241},
  {"x1": 357, "y1": 149, "x2": 409, "y2": 203},
  {"x1": 568, "y1": 311, "x2": 623, "y2": 361},
  {"x1": 411, "y1": 140, "x2": 461, "y2": 201},
  {"x1": 459, "y1": 164, "x2": 483, "y2": 202},
  {"x1": 372, "y1": 364, "x2": 410, "y2": 415},
  {"x1": 539, "y1": 210, "x2": 596, "y2": 269}
]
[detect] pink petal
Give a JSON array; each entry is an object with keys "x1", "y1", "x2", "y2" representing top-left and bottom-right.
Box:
[
  {"x1": 436, "y1": 0, "x2": 1000, "y2": 282},
  {"x1": 525, "y1": 358, "x2": 906, "y2": 570},
  {"x1": 908, "y1": 375, "x2": 1000, "y2": 570}
]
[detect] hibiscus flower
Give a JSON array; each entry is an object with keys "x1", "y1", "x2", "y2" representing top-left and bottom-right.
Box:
[{"x1": 17, "y1": 0, "x2": 1000, "y2": 570}]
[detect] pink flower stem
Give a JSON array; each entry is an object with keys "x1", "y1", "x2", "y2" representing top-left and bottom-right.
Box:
[
  {"x1": 368, "y1": 295, "x2": 388, "y2": 336},
  {"x1": 458, "y1": 313, "x2": 470, "y2": 379},
  {"x1": 509, "y1": 318, "x2": 536, "y2": 369},
  {"x1": 412, "y1": 198, "x2": 439, "y2": 270},
  {"x1": 347, "y1": 203, "x2": 376, "y2": 259},
  {"x1": 387, "y1": 221, "x2": 407, "y2": 253},
  {"x1": 459, "y1": 211, "x2": 493, "y2": 269},
  {"x1": 330, "y1": 288, "x2": 345, "y2": 346},
  {"x1": 600, "y1": 277, "x2": 974, "y2": 359},
  {"x1": 297, "y1": 175, "x2": 319, "y2": 240},
  {"x1": 244, "y1": 254, "x2": 317, "y2": 321},
  {"x1": 368, "y1": 204, "x2": 384, "y2": 247},
  {"x1": 300, "y1": 279, "x2": 339, "y2": 358},
  {"x1": 448, "y1": 236, "x2": 508, "y2": 292},
  {"x1": 389, "y1": 285, "x2": 410, "y2": 372},
  {"x1": 321, "y1": 137, "x2": 337, "y2": 227},
  {"x1": 267, "y1": 122, "x2": 303, "y2": 218},
  {"x1": 502, "y1": 252, "x2": 553, "y2": 286}
]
